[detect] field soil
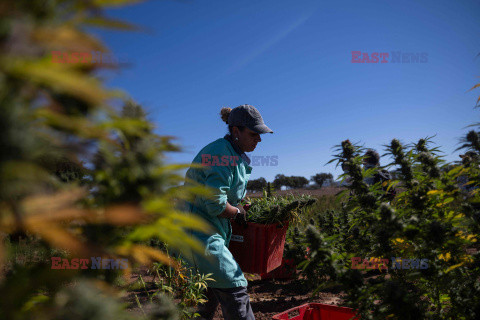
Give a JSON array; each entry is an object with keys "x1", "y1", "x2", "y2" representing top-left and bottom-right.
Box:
[
  {"x1": 215, "y1": 274, "x2": 343, "y2": 320},
  {"x1": 126, "y1": 268, "x2": 345, "y2": 320}
]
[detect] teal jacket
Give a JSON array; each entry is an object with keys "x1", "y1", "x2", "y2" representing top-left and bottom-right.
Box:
[{"x1": 183, "y1": 134, "x2": 252, "y2": 288}]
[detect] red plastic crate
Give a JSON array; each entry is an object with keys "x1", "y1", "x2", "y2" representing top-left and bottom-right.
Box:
[
  {"x1": 229, "y1": 220, "x2": 289, "y2": 274},
  {"x1": 272, "y1": 303, "x2": 359, "y2": 320},
  {"x1": 260, "y1": 258, "x2": 295, "y2": 280}
]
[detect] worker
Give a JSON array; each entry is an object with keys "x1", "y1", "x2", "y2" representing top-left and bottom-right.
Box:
[{"x1": 183, "y1": 104, "x2": 273, "y2": 320}]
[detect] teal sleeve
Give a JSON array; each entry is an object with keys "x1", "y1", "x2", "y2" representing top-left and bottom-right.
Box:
[{"x1": 202, "y1": 164, "x2": 233, "y2": 217}]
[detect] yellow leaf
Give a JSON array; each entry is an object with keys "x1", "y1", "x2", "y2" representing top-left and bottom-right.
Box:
[
  {"x1": 20, "y1": 294, "x2": 50, "y2": 312},
  {"x1": 468, "y1": 83, "x2": 480, "y2": 91},
  {"x1": 455, "y1": 231, "x2": 477, "y2": 242},
  {"x1": 0, "y1": 162, "x2": 52, "y2": 201},
  {"x1": 445, "y1": 262, "x2": 466, "y2": 273},
  {"x1": 466, "y1": 235, "x2": 477, "y2": 243},
  {"x1": 83, "y1": 17, "x2": 142, "y2": 31},
  {"x1": 104, "y1": 204, "x2": 148, "y2": 225},
  {"x1": 443, "y1": 197, "x2": 454, "y2": 205},
  {"x1": 35, "y1": 109, "x2": 109, "y2": 140},
  {"x1": 32, "y1": 26, "x2": 105, "y2": 53},
  {"x1": 26, "y1": 221, "x2": 95, "y2": 256},
  {"x1": 167, "y1": 211, "x2": 213, "y2": 232},
  {"x1": 116, "y1": 244, "x2": 177, "y2": 268},
  {"x1": 26, "y1": 208, "x2": 91, "y2": 225},
  {"x1": 93, "y1": 0, "x2": 146, "y2": 7},
  {"x1": 447, "y1": 166, "x2": 463, "y2": 176},
  {"x1": 438, "y1": 252, "x2": 451, "y2": 261},
  {"x1": 461, "y1": 255, "x2": 474, "y2": 263},
  {"x1": 22, "y1": 188, "x2": 86, "y2": 215},
  {"x1": 4, "y1": 58, "x2": 112, "y2": 106},
  {"x1": 155, "y1": 164, "x2": 203, "y2": 175},
  {"x1": 0, "y1": 190, "x2": 96, "y2": 232},
  {"x1": 0, "y1": 236, "x2": 4, "y2": 273}
]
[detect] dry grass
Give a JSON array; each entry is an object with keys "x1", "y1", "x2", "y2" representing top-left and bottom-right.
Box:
[{"x1": 246, "y1": 187, "x2": 345, "y2": 198}]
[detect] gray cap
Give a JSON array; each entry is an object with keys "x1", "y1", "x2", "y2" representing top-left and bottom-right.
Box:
[{"x1": 228, "y1": 104, "x2": 273, "y2": 134}]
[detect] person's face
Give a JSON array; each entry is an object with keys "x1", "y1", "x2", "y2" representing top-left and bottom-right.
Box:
[{"x1": 232, "y1": 127, "x2": 261, "y2": 152}]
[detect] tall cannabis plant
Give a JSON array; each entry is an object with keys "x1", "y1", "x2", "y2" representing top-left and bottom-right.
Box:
[
  {"x1": 0, "y1": 1, "x2": 209, "y2": 319},
  {"x1": 302, "y1": 136, "x2": 480, "y2": 319}
]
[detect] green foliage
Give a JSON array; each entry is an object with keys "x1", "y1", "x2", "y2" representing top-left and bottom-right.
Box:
[
  {"x1": 132, "y1": 254, "x2": 212, "y2": 320},
  {"x1": 283, "y1": 196, "x2": 346, "y2": 283},
  {"x1": 0, "y1": 1, "x2": 210, "y2": 319},
  {"x1": 243, "y1": 194, "x2": 317, "y2": 225},
  {"x1": 301, "y1": 138, "x2": 480, "y2": 319}
]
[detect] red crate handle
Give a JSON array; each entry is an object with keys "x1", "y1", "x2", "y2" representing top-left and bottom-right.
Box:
[
  {"x1": 272, "y1": 303, "x2": 309, "y2": 319},
  {"x1": 272, "y1": 303, "x2": 359, "y2": 320}
]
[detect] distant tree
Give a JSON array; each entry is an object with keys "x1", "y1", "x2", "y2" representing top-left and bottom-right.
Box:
[
  {"x1": 296, "y1": 176, "x2": 309, "y2": 188},
  {"x1": 273, "y1": 174, "x2": 287, "y2": 190},
  {"x1": 273, "y1": 174, "x2": 309, "y2": 190},
  {"x1": 284, "y1": 176, "x2": 294, "y2": 189},
  {"x1": 247, "y1": 177, "x2": 267, "y2": 192},
  {"x1": 286, "y1": 176, "x2": 309, "y2": 189},
  {"x1": 310, "y1": 173, "x2": 333, "y2": 188}
]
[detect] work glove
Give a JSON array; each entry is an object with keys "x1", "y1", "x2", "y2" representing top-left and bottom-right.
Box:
[{"x1": 234, "y1": 205, "x2": 248, "y2": 228}]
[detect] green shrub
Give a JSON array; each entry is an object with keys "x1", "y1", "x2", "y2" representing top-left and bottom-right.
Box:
[
  {"x1": 243, "y1": 194, "x2": 317, "y2": 225},
  {"x1": 0, "y1": 1, "x2": 209, "y2": 319},
  {"x1": 301, "y1": 137, "x2": 480, "y2": 319}
]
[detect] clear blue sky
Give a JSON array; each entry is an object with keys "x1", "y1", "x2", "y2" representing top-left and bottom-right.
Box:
[{"x1": 96, "y1": 0, "x2": 480, "y2": 182}]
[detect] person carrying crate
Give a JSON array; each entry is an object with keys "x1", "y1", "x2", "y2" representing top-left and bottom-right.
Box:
[{"x1": 183, "y1": 105, "x2": 273, "y2": 320}]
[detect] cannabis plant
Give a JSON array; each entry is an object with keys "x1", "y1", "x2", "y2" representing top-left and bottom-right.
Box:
[
  {"x1": 301, "y1": 137, "x2": 480, "y2": 319},
  {"x1": 0, "y1": 1, "x2": 209, "y2": 319},
  {"x1": 243, "y1": 194, "x2": 317, "y2": 225}
]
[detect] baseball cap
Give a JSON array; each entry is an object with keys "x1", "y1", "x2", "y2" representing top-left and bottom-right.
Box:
[{"x1": 228, "y1": 104, "x2": 273, "y2": 134}]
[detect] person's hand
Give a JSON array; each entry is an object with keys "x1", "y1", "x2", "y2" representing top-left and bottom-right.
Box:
[{"x1": 234, "y1": 205, "x2": 248, "y2": 228}]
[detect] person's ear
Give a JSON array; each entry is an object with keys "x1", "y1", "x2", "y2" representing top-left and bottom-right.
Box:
[{"x1": 232, "y1": 126, "x2": 240, "y2": 139}]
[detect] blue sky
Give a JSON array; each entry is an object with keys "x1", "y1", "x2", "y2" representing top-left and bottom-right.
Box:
[{"x1": 96, "y1": 0, "x2": 480, "y2": 182}]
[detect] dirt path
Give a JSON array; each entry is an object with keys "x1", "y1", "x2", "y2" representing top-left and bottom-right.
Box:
[
  {"x1": 126, "y1": 268, "x2": 345, "y2": 319},
  {"x1": 221, "y1": 275, "x2": 343, "y2": 320}
]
